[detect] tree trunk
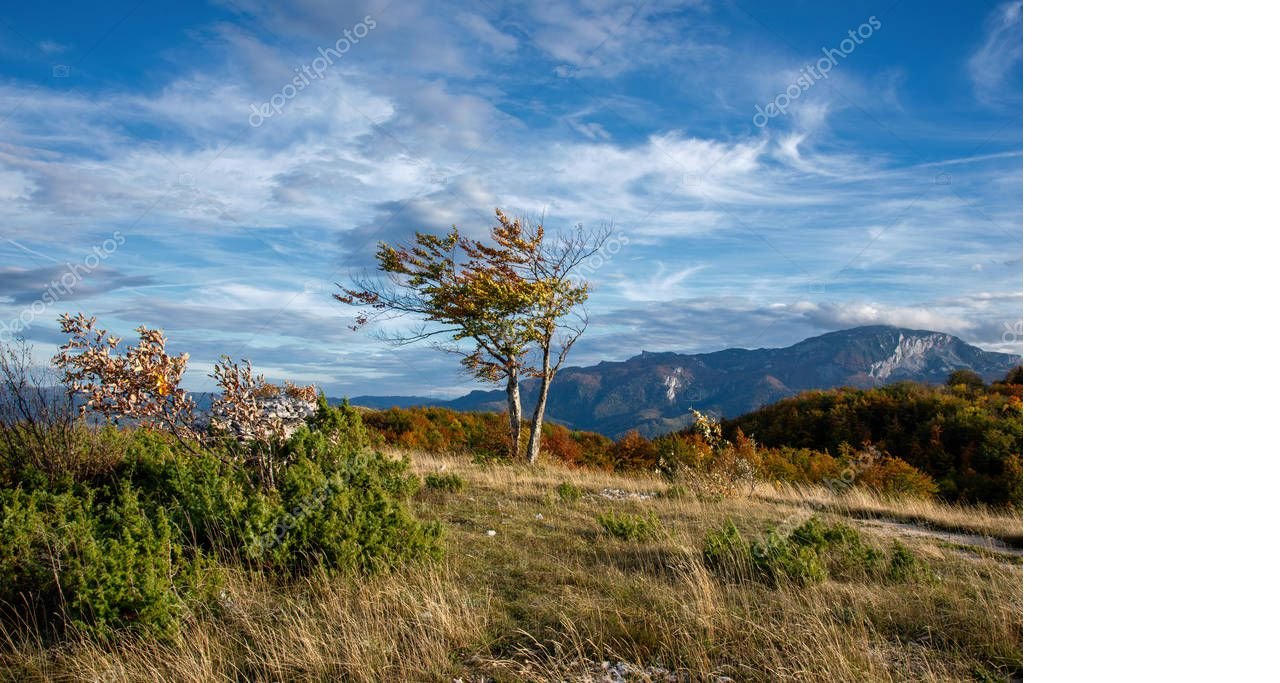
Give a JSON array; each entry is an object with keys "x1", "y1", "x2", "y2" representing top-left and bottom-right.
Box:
[
  {"x1": 505, "y1": 371, "x2": 523, "y2": 461},
  {"x1": 525, "y1": 344, "x2": 553, "y2": 464}
]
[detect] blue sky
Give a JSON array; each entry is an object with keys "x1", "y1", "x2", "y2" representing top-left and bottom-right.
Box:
[{"x1": 0, "y1": 0, "x2": 1022, "y2": 397}]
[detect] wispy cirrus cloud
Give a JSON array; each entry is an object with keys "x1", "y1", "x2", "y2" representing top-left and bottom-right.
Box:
[
  {"x1": 968, "y1": 1, "x2": 1023, "y2": 105},
  {"x1": 0, "y1": 0, "x2": 1021, "y2": 396}
]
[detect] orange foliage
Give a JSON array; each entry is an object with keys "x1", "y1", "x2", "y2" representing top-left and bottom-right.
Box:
[
  {"x1": 607, "y1": 430, "x2": 659, "y2": 471},
  {"x1": 858, "y1": 456, "x2": 939, "y2": 499}
]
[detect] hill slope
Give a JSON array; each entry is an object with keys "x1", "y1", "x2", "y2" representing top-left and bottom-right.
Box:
[
  {"x1": 2, "y1": 448, "x2": 1023, "y2": 680},
  {"x1": 352, "y1": 325, "x2": 1021, "y2": 437}
]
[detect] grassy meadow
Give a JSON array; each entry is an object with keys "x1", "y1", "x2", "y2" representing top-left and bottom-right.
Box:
[{"x1": 2, "y1": 446, "x2": 1021, "y2": 682}]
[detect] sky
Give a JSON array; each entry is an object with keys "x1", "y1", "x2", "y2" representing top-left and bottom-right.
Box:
[{"x1": 0, "y1": 0, "x2": 1022, "y2": 398}]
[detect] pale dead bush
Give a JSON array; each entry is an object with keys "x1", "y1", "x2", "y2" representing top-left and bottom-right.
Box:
[
  {"x1": 54, "y1": 312, "x2": 201, "y2": 442},
  {"x1": 52, "y1": 313, "x2": 317, "y2": 484},
  {"x1": 661, "y1": 409, "x2": 759, "y2": 499}
]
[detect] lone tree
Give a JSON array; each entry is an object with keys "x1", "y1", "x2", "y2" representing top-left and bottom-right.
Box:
[{"x1": 335, "y1": 209, "x2": 608, "y2": 464}]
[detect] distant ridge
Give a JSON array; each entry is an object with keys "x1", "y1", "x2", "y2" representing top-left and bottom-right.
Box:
[{"x1": 350, "y1": 325, "x2": 1021, "y2": 438}]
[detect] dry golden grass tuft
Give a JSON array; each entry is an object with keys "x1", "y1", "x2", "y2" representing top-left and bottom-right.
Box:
[{"x1": 2, "y1": 448, "x2": 1021, "y2": 682}]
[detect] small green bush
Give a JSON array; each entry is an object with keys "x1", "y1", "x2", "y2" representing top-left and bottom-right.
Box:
[
  {"x1": 122, "y1": 431, "x2": 269, "y2": 555},
  {"x1": 751, "y1": 531, "x2": 826, "y2": 586},
  {"x1": 596, "y1": 510, "x2": 661, "y2": 541},
  {"x1": 556, "y1": 481, "x2": 582, "y2": 503},
  {"x1": 701, "y1": 519, "x2": 824, "y2": 586},
  {"x1": 787, "y1": 516, "x2": 856, "y2": 553},
  {"x1": 0, "y1": 482, "x2": 219, "y2": 640},
  {"x1": 887, "y1": 541, "x2": 922, "y2": 581},
  {"x1": 247, "y1": 419, "x2": 444, "y2": 574},
  {"x1": 422, "y1": 472, "x2": 465, "y2": 493},
  {"x1": 702, "y1": 520, "x2": 750, "y2": 574},
  {"x1": 0, "y1": 399, "x2": 444, "y2": 641},
  {"x1": 701, "y1": 516, "x2": 924, "y2": 588}
]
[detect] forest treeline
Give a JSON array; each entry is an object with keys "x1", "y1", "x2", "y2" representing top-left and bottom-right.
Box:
[{"x1": 363, "y1": 366, "x2": 1023, "y2": 506}]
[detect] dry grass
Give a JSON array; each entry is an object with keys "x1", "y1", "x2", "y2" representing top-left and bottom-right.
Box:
[
  {"x1": 1, "y1": 449, "x2": 1022, "y2": 682},
  {"x1": 763, "y1": 482, "x2": 1022, "y2": 546}
]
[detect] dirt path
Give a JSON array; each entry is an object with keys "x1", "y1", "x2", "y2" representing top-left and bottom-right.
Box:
[{"x1": 856, "y1": 518, "x2": 1022, "y2": 557}]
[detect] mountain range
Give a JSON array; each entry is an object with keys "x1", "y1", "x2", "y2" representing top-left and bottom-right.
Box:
[{"x1": 349, "y1": 325, "x2": 1021, "y2": 438}]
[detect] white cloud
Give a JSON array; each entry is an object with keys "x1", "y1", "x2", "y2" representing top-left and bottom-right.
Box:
[
  {"x1": 0, "y1": 166, "x2": 34, "y2": 201},
  {"x1": 968, "y1": 1, "x2": 1023, "y2": 104},
  {"x1": 524, "y1": 0, "x2": 708, "y2": 78},
  {"x1": 791, "y1": 300, "x2": 976, "y2": 334},
  {"x1": 617, "y1": 263, "x2": 705, "y2": 301},
  {"x1": 37, "y1": 40, "x2": 68, "y2": 55},
  {"x1": 455, "y1": 13, "x2": 519, "y2": 53},
  {"x1": 0, "y1": 0, "x2": 1022, "y2": 395}
]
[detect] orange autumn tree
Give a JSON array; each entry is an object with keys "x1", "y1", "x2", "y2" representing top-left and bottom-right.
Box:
[{"x1": 336, "y1": 209, "x2": 608, "y2": 464}]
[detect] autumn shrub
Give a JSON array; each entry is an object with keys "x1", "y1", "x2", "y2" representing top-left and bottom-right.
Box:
[
  {"x1": 608, "y1": 430, "x2": 659, "y2": 471},
  {"x1": 652, "y1": 431, "x2": 703, "y2": 477},
  {"x1": 540, "y1": 423, "x2": 583, "y2": 464},
  {"x1": 570, "y1": 430, "x2": 614, "y2": 469},
  {"x1": 721, "y1": 379, "x2": 1023, "y2": 505},
  {"x1": 756, "y1": 445, "x2": 841, "y2": 484},
  {"x1": 596, "y1": 510, "x2": 661, "y2": 541},
  {"x1": 51, "y1": 315, "x2": 321, "y2": 489},
  {"x1": 946, "y1": 368, "x2": 987, "y2": 389},
  {"x1": 364, "y1": 405, "x2": 613, "y2": 467},
  {"x1": 858, "y1": 456, "x2": 939, "y2": 499},
  {"x1": 207, "y1": 355, "x2": 318, "y2": 488},
  {"x1": 53, "y1": 314, "x2": 202, "y2": 443},
  {"x1": 656, "y1": 411, "x2": 759, "y2": 498}
]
